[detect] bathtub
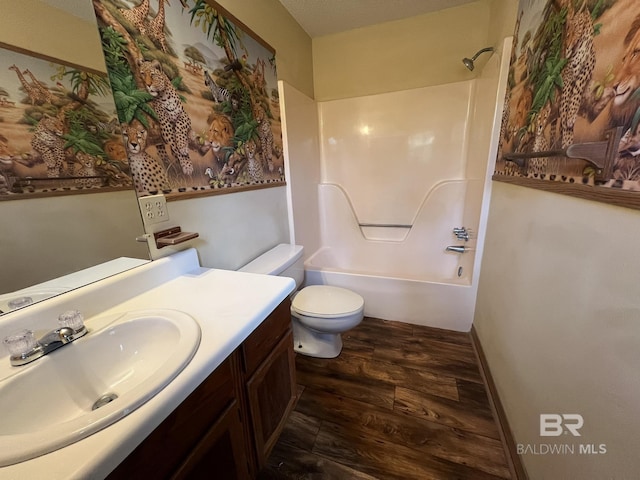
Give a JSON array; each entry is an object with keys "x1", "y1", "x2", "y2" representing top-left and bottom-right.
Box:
[{"x1": 304, "y1": 246, "x2": 476, "y2": 332}]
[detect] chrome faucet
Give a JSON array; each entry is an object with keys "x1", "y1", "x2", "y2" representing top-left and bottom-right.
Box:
[{"x1": 3, "y1": 310, "x2": 87, "y2": 366}]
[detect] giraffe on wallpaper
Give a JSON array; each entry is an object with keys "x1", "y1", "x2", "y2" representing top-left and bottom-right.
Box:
[
  {"x1": 8, "y1": 65, "x2": 46, "y2": 106},
  {"x1": 148, "y1": 0, "x2": 170, "y2": 53},
  {"x1": 118, "y1": 0, "x2": 151, "y2": 35},
  {"x1": 23, "y1": 69, "x2": 53, "y2": 105}
]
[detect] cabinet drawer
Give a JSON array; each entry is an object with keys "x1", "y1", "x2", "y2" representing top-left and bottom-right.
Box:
[{"x1": 242, "y1": 299, "x2": 291, "y2": 376}]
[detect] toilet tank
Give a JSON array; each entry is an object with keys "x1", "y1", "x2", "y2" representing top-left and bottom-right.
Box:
[{"x1": 239, "y1": 244, "x2": 304, "y2": 287}]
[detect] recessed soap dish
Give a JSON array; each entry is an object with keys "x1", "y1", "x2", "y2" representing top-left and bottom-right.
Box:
[{"x1": 154, "y1": 226, "x2": 199, "y2": 249}]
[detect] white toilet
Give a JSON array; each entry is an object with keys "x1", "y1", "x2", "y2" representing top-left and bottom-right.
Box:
[{"x1": 239, "y1": 244, "x2": 364, "y2": 358}]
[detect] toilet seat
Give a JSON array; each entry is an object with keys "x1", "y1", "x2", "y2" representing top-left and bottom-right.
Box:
[{"x1": 292, "y1": 285, "x2": 364, "y2": 319}]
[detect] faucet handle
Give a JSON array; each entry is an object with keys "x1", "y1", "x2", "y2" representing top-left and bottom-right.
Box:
[
  {"x1": 4, "y1": 329, "x2": 37, "y2": 357},
  {"x1": 58, "y1": 310, "x2": 85, "y2": 332},
  {"x1": 7, "y1": 296, "x2": 33, "y2": 310}
]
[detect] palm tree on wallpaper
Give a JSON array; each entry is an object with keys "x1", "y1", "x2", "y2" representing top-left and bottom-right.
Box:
[
  {"x1": 49, "y1": 66, "x2": 129, "y2": 183},
  {"x1": 99, "y1": 25, "x2": 157, "y2": 127},
  {"x1": 188, "y1": 0, "x2": 274, "y2": 159},
  {"x1": 52, "y1": 66, "x2": 112, "y2": 103},
  {"x1": 527, "y1": 3, "x2": 566, "y2": 128},
  {"x1": 188, "y1": 1, "x2": 243, "y2": 82}
]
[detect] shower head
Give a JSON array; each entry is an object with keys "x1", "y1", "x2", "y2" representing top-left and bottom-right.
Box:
[
  {"x1": 462, "y1": 47, "x2": 494, "y2": 71},
  {"x1": 462, "y1": 57, "x2": 475, "y2": 71}
]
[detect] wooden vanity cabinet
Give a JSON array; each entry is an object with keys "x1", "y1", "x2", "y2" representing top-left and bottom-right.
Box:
[{"x1": 106, "y1": 299, "x2": 295, "y2": 480}]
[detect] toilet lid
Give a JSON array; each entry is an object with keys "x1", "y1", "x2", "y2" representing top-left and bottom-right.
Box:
[{"x1": 292, "y1": 285, "x2": 364, "y2": 318}]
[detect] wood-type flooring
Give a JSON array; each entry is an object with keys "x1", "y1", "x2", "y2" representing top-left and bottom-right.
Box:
[{"x1": 258, "y1": 317, "x2": 511, "y2": 480}]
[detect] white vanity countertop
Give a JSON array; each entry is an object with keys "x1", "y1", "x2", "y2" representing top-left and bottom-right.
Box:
[{"x1": 0, "y1": 249, "x2": 295, "y2": 480}]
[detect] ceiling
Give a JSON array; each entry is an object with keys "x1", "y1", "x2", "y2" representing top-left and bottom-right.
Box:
[
  {"x1": 39, "y1": 0, "x2": 479, "y2": 37},
  {"x1": 276, "y1": 0, "x2": 478, "y2": 37}
]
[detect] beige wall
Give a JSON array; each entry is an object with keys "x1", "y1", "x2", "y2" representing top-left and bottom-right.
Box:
[
  {"x1": 475, "y1": 182, "x2": 640, "y2": 478},
  {"x1": 312, "y1": 1, "x2": 494, "y2": 101},
  {"x1": 473, "y1": 1, "x2": 639, "y2": 478},
  {"x1": 0, "y1": 0, "x2": 106, "y2": 72},
  {"x1": 1, "y1": 191, "x2": 148, "y2": 293},
  {"x1": 487, "y1": 0, "x2": 518, "y2": 48}
]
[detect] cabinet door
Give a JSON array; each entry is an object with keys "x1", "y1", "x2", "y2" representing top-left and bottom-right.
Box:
[
  {"x1": 172, "y1": 400, "x2": 251, "y2": 480},
  {"x1": 246, "y1": 329, "x2": 296, "y2": 468},
  {"x1": 107, "y1": 356, "x2": 237, "y2": 479}
]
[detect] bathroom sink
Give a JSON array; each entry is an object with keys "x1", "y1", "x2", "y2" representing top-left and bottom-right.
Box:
[{"x1": 0, "y1": 309, "x2": 201, "y2": 466}]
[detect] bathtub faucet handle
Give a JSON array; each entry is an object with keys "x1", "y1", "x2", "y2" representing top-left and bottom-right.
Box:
[
  {"x1": 446, "y1": 245, "x2": 467, "y2": 254},
  {"x1": 452, "y1": 227, "x2": 469, "y2": 241}
]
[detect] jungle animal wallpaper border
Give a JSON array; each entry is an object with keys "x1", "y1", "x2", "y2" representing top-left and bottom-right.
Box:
[
  {"x1": 0, "y1": 43, "x2": 131, "y2": 199},
  {"x1": 93, "y1": 0, "x2": 285, "y2": 200},
  {"x1": 495, "y1": 0, "x2": 640, "y2": 210}
]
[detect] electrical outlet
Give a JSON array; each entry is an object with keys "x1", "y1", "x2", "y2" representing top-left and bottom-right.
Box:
[{"x1": 138, "y1": 194, "x2": 169, "y2": 226}]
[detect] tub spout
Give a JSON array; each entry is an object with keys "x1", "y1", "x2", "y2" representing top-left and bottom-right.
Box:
[{"x1": 445, "y1": 245, "x2": 467, "y2": 254}]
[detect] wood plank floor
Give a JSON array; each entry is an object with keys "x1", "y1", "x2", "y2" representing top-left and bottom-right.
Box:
[{"x1": 258, "y1": 317, "x2": 511, "y2": 480}]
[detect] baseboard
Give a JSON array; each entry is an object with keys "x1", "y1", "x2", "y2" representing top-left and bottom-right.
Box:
[{"x1": 470, "y1": 326, "x2": 528, "y2": 480}]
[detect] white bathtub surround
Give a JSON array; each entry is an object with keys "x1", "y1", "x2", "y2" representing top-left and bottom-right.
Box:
[
  {"x1": 318, "y1": 81, "x2": 474, "y2": 228},
  {"x1": 279, "y1": 82, "x2": 322, "y2": 252},
  {"x1": 285, "y1": 38, "x2": 513, "y2": 331},
  {"x1": 315, "y1": 183, "x2": 470, "y2": 282},
  {"x1": 0, "y1": 249, "x2": 295, "y2": 478}
]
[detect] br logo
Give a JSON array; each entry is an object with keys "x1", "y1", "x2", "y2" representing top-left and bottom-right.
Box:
[{"x1": 540, "y1": 414, "x2": 584, "y2": 437}]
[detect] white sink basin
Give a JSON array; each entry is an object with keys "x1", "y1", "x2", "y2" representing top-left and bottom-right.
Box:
[{"x1": 0, "y1": 309, "x2": 201, "y2": 466}]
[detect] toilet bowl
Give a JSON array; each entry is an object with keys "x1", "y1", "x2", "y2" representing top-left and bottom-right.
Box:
[
  {"x1": 239, "y1": 244, "x2": 364, "y2": 358},
  {"x1": 291, "y1": 285, "x2": 364, "y2": 358}
]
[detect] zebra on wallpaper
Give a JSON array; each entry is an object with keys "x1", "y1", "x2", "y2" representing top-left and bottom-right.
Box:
[{"x1": 204, "y1": 70, "x2": 230, "y2": 104}]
